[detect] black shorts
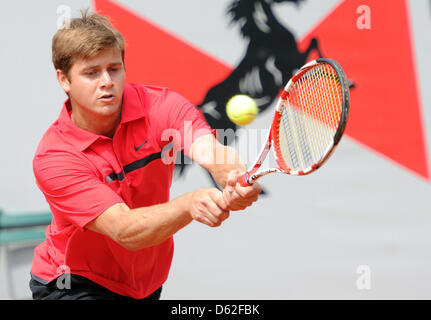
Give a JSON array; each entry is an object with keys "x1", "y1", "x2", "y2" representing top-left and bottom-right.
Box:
[{"x1": 29, "y1": 273, "x2": 162, "y2": 300}]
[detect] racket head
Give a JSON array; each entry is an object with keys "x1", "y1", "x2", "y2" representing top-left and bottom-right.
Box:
[{"x1": 271, "y1": 58, "x2": 350, "y2": 176}]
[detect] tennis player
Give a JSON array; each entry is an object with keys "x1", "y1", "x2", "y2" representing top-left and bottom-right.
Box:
[{"x1": 29, "y1": 11, "x2": 261, "y2": 300}]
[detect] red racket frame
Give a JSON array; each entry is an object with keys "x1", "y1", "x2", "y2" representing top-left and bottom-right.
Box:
[{"x1": 238, "y1": 58, "x2": 350, "y2": 187}]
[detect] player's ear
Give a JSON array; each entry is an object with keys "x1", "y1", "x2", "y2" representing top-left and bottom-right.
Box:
[{"x1": 56, "y1": 69, "x2": 71, "y2": 94}]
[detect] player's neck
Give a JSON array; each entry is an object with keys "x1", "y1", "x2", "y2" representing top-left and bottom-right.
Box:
[{"x1": 70, "y1": 101, "x2": 122, "y2": 139}]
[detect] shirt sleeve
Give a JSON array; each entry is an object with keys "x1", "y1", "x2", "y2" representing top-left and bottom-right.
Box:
[
  {"x1": 154, "y1": 89, "x2": 215, "y2": 156},
  {"x1": 33, "y1": 151, "x2": 124, "y2": 231}
]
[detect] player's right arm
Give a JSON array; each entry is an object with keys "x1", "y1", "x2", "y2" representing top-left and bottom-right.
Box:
[
  {"x1": 86, "y1": 187, "x2": 229, "y2": 251},
  {"x1": 34, "y1": 151, "x2": 229, "y2": 252}
]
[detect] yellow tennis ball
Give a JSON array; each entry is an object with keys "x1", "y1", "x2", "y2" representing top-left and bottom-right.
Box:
[{"x1": 226, "y1": 95, "x2": 259, "y2": 126}]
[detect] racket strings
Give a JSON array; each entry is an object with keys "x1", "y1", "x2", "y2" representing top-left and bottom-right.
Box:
[{"x1": 277, "y1": 63, "x2": 343, "y2": 172}]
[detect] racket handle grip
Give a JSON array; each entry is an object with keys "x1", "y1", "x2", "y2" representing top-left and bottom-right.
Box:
[{"x1": 238, "y1": 173, "x2": 252, "y2": 187}]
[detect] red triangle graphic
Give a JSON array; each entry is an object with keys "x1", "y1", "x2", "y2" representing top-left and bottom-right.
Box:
[
  {"x1": 93, "y1": 0, "x2": 232, "y2": 105},
  {"x1": 298, "y1": 0, "x2": 429, "y2": 179}
]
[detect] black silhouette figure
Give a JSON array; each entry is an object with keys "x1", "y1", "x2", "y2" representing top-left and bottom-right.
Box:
[{"x1": 176, "y1": 0, "x2": 322, "y2": 187}]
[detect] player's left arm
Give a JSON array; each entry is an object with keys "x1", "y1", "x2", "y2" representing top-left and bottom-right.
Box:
[{"x1": 188, "y1": 134, "x2": 261, "y2": 211}]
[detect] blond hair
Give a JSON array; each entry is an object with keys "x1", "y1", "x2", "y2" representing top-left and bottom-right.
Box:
[{"x1": 52, "y1": 10, "x2": 125, "y2": 77}]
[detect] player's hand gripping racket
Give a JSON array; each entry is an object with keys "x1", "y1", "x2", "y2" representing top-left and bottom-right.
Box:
[{"x1": 238, "y1": 58, "x2": 350, "y2": 186}]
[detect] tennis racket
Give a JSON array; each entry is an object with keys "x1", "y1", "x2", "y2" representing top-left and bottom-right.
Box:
[{"x1": 238, "y1": 58, "x2": 350, "y2": 186}]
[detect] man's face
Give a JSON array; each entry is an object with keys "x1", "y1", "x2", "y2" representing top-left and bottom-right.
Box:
[{"x1": 58, "y1": 48, "x2": 125, "y2": 119}]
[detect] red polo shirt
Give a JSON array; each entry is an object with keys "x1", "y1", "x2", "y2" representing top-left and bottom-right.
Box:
[{"x1": 32, "y1": 83, "x2": 213, "y2": 298}]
